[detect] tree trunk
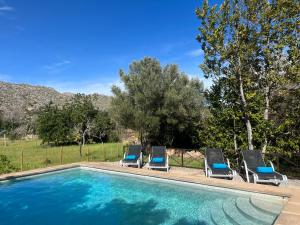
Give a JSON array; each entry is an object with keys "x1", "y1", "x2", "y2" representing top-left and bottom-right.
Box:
[
  {"x1": 79, "y1": 143, "x2": 82, "y2": 157},
  {"x1": 140, "y1": 131, "x2": 143, "y2": 145},
  {"x1": 262, "y1": 85, "x2": 270, "y2": 153},
  {"x1": 233, "y1": 117, "x2": 238, "y2": 152},
  {"x1": 82, "y1": 135, "x2": 85, "y2": 147},
  {"x1": 238, "y1": 71, "x2": 254, "y2": 151}
]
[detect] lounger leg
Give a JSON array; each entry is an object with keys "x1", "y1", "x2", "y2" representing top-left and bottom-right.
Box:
[{"x1": 253, "y1": 174, "x2": 257, "y2": 184}]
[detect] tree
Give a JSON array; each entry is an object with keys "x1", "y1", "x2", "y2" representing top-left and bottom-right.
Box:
[
  {"x1": 196, "y1": 0, "x2": 299, "y2": 152},
  {"x1": 199, "y1": 77, "x2": 245, "y2": 151},
  {"x1": 90, "y1": 111, "x2": 119, "y2": 143},
  {"x1": 36, "y1": 96, "x2": 118, "y2": 155},
  {"x1": 111, "y1": 57, "x2": 205, "y2": 147},
  {"x1": 37, "y1": 103, "x2": 74, "y2": 145},
  {"x1": 66, "y1": 94, "x2": 98, "y2": 155}
]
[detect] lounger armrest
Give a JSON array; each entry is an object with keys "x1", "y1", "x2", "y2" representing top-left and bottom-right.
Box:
[
  {"x1": 204, "y1": 157, "x2": 208, "y2": 177},
  {"x1": 269, "y1": 161, "x2": 275, "y2": 170},
  {"x1": 140, "y1": 152, "x2": 143, "y2": 161},
  {"x1": 227, "y1": 158, "x2": 231, "y2": 168},
  {"x1": 243, "y1": 160, "x2": 251, "y2": 183},
  {"x1": 166, "y1": 154, "x2": 169, "y2": 166}
]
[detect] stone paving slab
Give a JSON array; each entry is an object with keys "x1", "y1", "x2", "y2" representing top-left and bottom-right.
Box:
[{"x1": 0, "y1": 162, "x2": 300, "y2": 225}]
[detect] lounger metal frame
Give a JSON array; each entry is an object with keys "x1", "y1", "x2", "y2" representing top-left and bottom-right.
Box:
[
  {"x1": 120, "y1": 152, "x2": 143, "y2": 168},
  {"x1": 146, "y1": 147, "x2": 169, "y2": 172},
  {"x1": 242, "y1": 159, "x2": 288, "y2": 185},
  {"x1": 204, "y1": 157, "x2": 237, "y2": 179}
]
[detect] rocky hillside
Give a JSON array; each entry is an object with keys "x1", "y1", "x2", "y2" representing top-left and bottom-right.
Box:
[{"x1": 0, "y1": 81, "x2": 111, "y2": 121}]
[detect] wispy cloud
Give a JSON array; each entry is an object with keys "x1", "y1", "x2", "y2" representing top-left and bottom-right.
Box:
[
  {"x1": 44, "y1": 60, "x2": 72, "y2": 74},
  {"x1": 0, "y1": 73, "x2": 12, "y2": 81},
  {"x1": 45, "y1": 79, "x2": 123, "y2": 96},
  {"x1": 186, "y1": 48, "x2": 204, "y2": 57},
  {"x1": 160, "y1": 40, "x2": 192, "y2": 55},
  {"x1": 0, "y1": 1, "x2": 14, "y2": 15}
]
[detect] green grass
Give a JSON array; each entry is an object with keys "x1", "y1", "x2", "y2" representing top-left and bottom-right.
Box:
[
  {"x1": 0, "y1": 139, "x2": 124, "y2": 172},
  {"x1": 0, "y1": 138, "x2": 205, "y2": 174}
]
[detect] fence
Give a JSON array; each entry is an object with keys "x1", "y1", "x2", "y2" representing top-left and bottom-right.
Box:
[
  {"x1": 1, "y1": 138, "x2": 299, "y2": 177},
  {"x1": 264, "y1": 152, "x2": 300, "y2": 178},
  {"x1": 0, "y1": 139, "x2": 124, "y2": 172}
]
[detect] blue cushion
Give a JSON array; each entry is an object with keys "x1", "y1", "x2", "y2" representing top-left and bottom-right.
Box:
[
  {"x1": 212, "y1": 163, "x2": 228, "y2": 169},
  {"x1": 125, "y1": 155, "x2": 136, "y2": 160},
  {"x1": 151, "y1": 157, "x2": 164, "y2": 163},
  {"x1": 256, "y1": 167, "x2": 274, "y2": 173}
]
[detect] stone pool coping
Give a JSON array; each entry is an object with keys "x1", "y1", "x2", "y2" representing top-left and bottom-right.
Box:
[{"x1": 0, "y1": 162, "x2": 299, "y2": 225}]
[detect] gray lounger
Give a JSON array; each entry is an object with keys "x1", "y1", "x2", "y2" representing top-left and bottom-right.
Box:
[
  {"x1": 120, "y1": 145, "x2": 143, "y2": 168},
  {"x1": 241, "y1": 150, "x2": 288, "y2": 185},
  {"x1": 204, "y1": 148, "x2": 237, "y2": 179},
  {"x1": 147, "y1": 146, "x2": 169, "y2": 172}
]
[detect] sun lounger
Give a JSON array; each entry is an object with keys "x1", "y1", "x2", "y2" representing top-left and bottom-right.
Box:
[
  {"x1": 241, "y1": 150, "x2": 288, "y2": 185},
  {"x1": 120, "y1": 145, "x2": 143, "y2": 168},
  {"x1": 147, "y1": 146, "x2": 169, "y2": 172},
  {"x1": 204, "y1": 148, "x2": 237, "y2": 179}
]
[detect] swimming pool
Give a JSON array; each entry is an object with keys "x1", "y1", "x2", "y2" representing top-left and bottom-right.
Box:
[{"x1": 0, "y1": 167, "x2": 284, "y2": 225}]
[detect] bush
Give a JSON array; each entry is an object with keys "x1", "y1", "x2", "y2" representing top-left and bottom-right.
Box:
[{"x1": 0, "y1": 155, "x2": 17, "y2": 174}]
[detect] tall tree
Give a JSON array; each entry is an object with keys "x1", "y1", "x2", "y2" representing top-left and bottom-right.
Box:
[
  {"x1": 196, "y1": 0, "x2": 259, "y2": 150},
  {"x1": 111, "y1": 57, "x2": 205, "y2": 147},
  {"x1": 252, "y1": 0, "x2": 299, "y2": 152},
  {"x1": 196, "y1": 0, "x2": 299, "y2": 151}
]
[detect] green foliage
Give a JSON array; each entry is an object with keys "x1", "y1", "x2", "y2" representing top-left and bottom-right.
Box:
[
  {"x1": 37, "y1": 103, "x2": 74, "y2": 145},
  {"x1": 37, "y1": 95, "x2": 118, "y2": 146},
  {"x1": 90, "y1": 111, "x2": 119, "y2": 143},
  {"x1": 111, "y1": 57, "x2": 205, "y2": 147},
  {"x1": 0, "y1": 155, "x2": 16, "y2": 174},
  {"x1": 66, "y1": 94, "x2": 98, "y2": 145},
  {"x1": 196, "y1": 0, "x2": 299, "y2": 154}
]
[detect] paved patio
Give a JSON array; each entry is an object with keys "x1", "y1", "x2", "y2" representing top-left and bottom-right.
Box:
[{"x1": 0, "y1": 162, "x2": 299, "y2": 225}]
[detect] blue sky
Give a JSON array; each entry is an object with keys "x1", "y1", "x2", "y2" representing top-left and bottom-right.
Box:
[{"x1": 0, "y1": 0, "x2": 216, "y2": 95}]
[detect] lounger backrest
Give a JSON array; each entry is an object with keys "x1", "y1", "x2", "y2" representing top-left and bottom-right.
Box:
[
  {"x1": 205, "y1": 148, "x2": 225, "y2": 166},
  {"x1": 242, "y1": 150, "x2": 265, "y2": 171},
  {"x1": 127, "y1": 145, "x2": 142, "y2": 157},
  {"x1": 151, "y1": 146, "x2": 166, "y2": 158}
]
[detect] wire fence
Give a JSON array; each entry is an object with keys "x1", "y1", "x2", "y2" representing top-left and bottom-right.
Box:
[
  {"x1": 1, "y1": 138, "x2": 299, "y2": 177},
  {"x1": 0, "y1": 139, "x2": 124, "y2": 172}
]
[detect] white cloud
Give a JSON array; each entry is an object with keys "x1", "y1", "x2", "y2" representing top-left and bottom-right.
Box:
[
  {"x1": 0, "y1": 5, "x2": 13, "y2": 11},
  {"x1": 186, "y1": 48, "x2": 204, "y2": 57},
  {"x1": 44, "y1": 60, "x2": 72, "y2": 74},
  {"x1": 45, "y1": 79, "x2": 123, "y2": 96},
  {"x1": 0, "y1": 1, "x2": 14, "y2": 15}
]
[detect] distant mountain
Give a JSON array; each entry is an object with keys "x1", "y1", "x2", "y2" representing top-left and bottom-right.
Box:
[{"x1": 0, "y1": 81, "x2": 111, "y2": 122}]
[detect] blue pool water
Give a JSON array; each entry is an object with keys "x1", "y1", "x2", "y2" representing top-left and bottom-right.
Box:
[{"x1": 0, "y1": 168, "x2": 283, "y2": 225}]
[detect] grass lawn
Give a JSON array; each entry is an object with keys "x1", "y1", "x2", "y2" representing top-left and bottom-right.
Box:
[
  {"x1": 0, "y1": 138, "x2": 204, "y2": 174},
  {"x1": 0, "y1": 138, "x2": 124, "y2": 172}
]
